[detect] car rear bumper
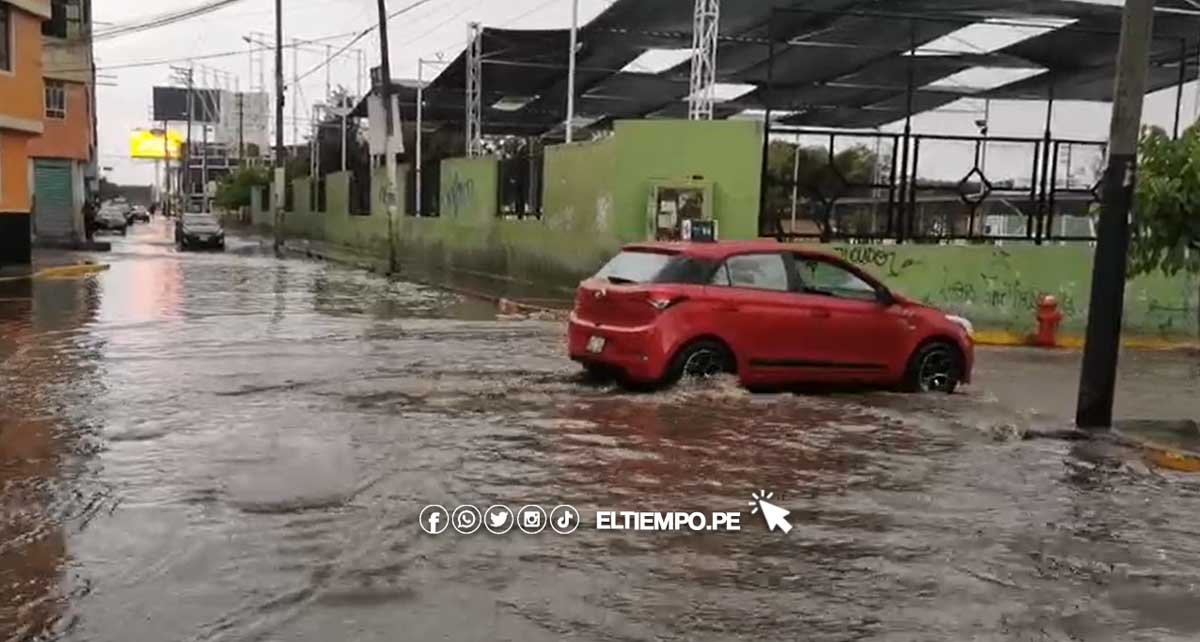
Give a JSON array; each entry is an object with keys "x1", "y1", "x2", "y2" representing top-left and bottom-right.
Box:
[
  {"x1": 568, "y1": 314, "x2": 670, "y2": 384},
  {"x1": 182, "y1": 235, "x2": 224, "y2": 249}
]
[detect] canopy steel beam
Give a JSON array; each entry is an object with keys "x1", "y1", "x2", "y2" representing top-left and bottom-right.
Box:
[
  {"x1": 466, "y1": 22, "x2": 484, "y2": 157},
  {"x1": 688, "y1": 0, "x2": 721, "y2": 120}
]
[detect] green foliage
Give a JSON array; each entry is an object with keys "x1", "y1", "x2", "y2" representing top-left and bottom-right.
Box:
[
  {"x1": 1130, "y1": 125, "x2": 1200, "y2": 278},
  {"x1": 215, "y1": 166, "x2": 271, "y2": 210},
  {"x1": 762, "y1": 140, "x2": 880, "y2": 234}
]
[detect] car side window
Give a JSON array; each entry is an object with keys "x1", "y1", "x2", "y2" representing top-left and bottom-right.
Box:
[
  {"x1": 710, "y1": 262, "x2": 731, "y2": 286},
  {"x1": 724, "y1": 253, "x2": 790, "y2": 292},
  {"x1": 794, "y1": 257, "x2": 880, "y2": 302}
]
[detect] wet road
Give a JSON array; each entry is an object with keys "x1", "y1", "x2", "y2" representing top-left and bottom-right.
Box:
[{"x1": 3, "y1": 220, "x2": 1200, "y2": 642}]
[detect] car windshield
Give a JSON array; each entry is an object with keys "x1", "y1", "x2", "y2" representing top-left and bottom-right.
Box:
[
  {"x1": 594, "y1": 251, "x2": 714, "y2": 285},
  {"x1": 184, "y1": 215, "x2": 218, "y2": 227}
]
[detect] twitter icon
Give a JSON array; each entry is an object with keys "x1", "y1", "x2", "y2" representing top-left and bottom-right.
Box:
[{"x1": 485, "y1": 505, "x2": 515, "y2": 535}]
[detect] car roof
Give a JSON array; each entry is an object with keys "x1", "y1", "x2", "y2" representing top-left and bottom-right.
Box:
[{"x1": 622, "y1": 240, "x2": 842, "y2": 262}]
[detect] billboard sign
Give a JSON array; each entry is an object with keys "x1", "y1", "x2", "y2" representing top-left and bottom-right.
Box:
[
  {"x1": 130, "y1": 128, "x2": 184, "y2": 160},
  {"x1": 153, "y1": 86, "x2": 222, "y2": 123}
]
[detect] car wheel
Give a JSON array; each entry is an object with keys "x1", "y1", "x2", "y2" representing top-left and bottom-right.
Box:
[
  {"x1": 581, "y1": 363, "x2": 614, "y2": 383},
  {"x1": 904, "y1": 341, "x2": 963, "y2": 394},
  {"x1": 663, "y1": 339, "x2": 736, "y2": 387}
]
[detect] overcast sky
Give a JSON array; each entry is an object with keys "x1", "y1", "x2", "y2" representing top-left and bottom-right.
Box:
[{"x1": 94, "y1": 0, "x2": 1199, "y2": 186}]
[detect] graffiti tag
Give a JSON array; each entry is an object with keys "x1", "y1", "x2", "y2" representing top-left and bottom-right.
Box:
[
  {"x1": 936, "y1": 273, "x2": 1078, "y2": 317},
  {"x1": 834, "y1": 246, "x2": 919, "y2": 278},
  {"x1": 443, "y1": 173, "x2": 476, "y2": 218}
]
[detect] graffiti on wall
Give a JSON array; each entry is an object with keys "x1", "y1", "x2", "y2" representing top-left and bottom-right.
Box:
[
  {"x1": 833, "y1": 246, "x2": 921, "y2": 278},
  {"x1": 443, "y1": 172, "x2": 476, "y2": 218}
]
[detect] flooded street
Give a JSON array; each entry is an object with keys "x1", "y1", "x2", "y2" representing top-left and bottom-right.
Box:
[{"x1": 4, "y1": 220, "x2": 1200, "y2": 642}]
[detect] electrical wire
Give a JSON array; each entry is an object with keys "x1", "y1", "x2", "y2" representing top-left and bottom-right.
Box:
[
  {"x1": 294, "y1": 0, "x2": 443, "y2": 83},
  {"x1": 89, "y1": 0, "x2": 250, "y2": 42},
  {"x1": 47, "y1": 32, "x2": 362, "y2": 74}
]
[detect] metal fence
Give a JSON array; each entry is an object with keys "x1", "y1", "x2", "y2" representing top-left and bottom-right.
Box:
[
  {"x1": 761, "y1": 127, "x2": 1107, "y2": 244},
  {"x1": 405, "y1": 162, "x2": 441, "y2": 217},
  {"x1": 497, "y1": 149, "x2": 544, "y2": 219}
]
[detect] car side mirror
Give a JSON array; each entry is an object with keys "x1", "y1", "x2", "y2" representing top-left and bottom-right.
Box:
[{"x1": 876, "y1": 288, "x2": 896, "y2": 307}]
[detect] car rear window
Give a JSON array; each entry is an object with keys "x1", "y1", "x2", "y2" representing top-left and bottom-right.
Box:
[{"x1": 595, "y1": 251, "x2": 714, "y2": 285}]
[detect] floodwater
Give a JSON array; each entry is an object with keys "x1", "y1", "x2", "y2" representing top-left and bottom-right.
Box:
[{"x1": 2, "y1": 220, "x2": 1200, "y2": 642}]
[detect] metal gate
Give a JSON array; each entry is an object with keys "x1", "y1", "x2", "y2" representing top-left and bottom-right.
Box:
[{"x1": 33, "y1": 160, "x2": 76, "y2": 240}]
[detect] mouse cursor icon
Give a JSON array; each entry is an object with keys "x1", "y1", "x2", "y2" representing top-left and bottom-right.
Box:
[{"x1": 749, "y1": 490, "x2": 792, "y2": 534}]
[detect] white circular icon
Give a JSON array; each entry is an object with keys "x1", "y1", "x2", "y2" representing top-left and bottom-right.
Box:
[
  {"x1": 549, "y1": 505, "x2": 581, "y2": 535},
  {"x1": 452, "y1": 505, "x2": 483, "y2": 535},
  {"x1": 517, "y1": 505, "x2": 548, "y2": 535},
  {"x1": 420, "y1": 505, "x2": 450, "y2": 535},
  {"x1": 484, "y1": 505, "x2": 515, "y2": 535}
]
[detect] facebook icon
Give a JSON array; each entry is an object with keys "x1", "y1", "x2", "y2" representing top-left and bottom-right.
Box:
[{"x1": 420, "y1": 505, "x2": 450, "y2": 535}]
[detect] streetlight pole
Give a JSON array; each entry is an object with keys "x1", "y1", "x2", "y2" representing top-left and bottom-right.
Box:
[{"x1": 565, "y1": 0, "x2": 579, "y2": 143}]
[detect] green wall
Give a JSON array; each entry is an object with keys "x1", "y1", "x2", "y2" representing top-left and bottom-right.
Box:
[
  {"x1": 611, "y1": 119, "x2": 763, "y2": 241},
  {"x1": 827, "y1": 243, "x2": 1199, "y2": 340},
  {"x1": 542, "y1": 136, "x2": 622, "y2": 250},
  {"x1": 440, "y1": 157, "x2": 498, "y2": 220},
  {"x1": 248, "y1": 120, "x2": 1197, "y2": 341}
]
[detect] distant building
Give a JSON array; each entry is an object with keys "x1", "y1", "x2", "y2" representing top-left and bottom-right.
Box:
[
  {"x1": 0, "y1": 0, "x2": 52, "y2": 270},
  {"x1": 26, "y1": 0, "x2": 96, "y2": 247}
]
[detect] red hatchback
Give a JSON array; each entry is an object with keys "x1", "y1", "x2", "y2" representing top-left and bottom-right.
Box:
[{"x1": 568, "y1": 241, "x2": 974, "y2": 392}]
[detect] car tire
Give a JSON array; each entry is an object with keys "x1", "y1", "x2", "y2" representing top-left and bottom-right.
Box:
[
  {"x1": 662, "y1": 339, "x2": 736, "y2": 387},
  {"x1": 903, "y1": 341, "x2": 963, "y2": 394}
]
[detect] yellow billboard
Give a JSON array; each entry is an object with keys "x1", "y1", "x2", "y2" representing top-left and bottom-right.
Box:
[{"x1": 129, "y1": 128, "x2": 184, "y2": 160}]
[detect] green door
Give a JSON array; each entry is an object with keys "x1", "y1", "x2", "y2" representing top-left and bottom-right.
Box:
[{"x1": 34, "y1": 160, "x2": 75, "y2": 240}]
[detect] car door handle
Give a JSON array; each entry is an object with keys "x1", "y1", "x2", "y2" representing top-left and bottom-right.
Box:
[
  {"x1": 810, "y1": 309, "x2": 832, "y2": 319},
  {"x1": 717, "y1": 304, "x2": 740, "y2": 313}
]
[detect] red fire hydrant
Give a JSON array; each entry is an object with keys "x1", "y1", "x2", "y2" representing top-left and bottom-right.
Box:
[{"x1": 1035, "y1": 295, "x2": 1063, "y2": 348}]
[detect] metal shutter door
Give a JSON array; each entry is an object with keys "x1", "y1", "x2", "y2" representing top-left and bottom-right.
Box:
[{"x1": 34, "y1": 161, "x2": 75, "y2": 239}]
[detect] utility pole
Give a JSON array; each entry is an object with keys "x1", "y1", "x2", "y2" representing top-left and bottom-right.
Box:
[
  {"x1": 377, "y1": 0, "x2": 398, "y2": 274},
  {"x1": 274, "y1": 0, "x2": 285, "y2": 252},
  {"x1": 292, "y1": 39, "x2": 299, "y2": 158},
  {"x1": 163, "y1": 120, "x2": 171, "y2": 217},
  {"x1": 1076, "y1": 0, "x2": 1156, "y2": 430},
  {"x1": 238, "y1": 93, "x2": 245, "y2": 166}
]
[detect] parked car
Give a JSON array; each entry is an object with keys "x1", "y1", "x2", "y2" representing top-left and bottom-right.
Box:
[
  {"x1": 568, "y1": 240, "x2": 975, "y2": 392},
  {"x1": 95, "y1": 207, "x2": 128, "y2": 235},
  {"x1": 176, "y1": 213, "x2": 225, "y2": 250},
  {"x1": 130, "y1": 206, "x2": 151, "y2": 223}
]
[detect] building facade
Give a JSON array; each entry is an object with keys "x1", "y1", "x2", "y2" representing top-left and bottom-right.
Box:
[
  {"x1": 0, "y1": 0, "x2": 51, "y2": 269},
  {"x1": 26, "y1": 0, "x2": 94, "y2": 247}
]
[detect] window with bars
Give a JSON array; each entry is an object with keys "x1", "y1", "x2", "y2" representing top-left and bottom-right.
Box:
[
  {"x1": 0, "y1": 6, "x2": 12, "y2": 73},
  {"x1": 45, "y1": 81, "x2": 67, "y2": 119}
]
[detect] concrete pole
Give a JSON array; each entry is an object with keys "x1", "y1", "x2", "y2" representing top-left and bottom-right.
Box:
[
  {"x1": 565, "y1": 0, "x2": 578, "y2": 143},
  {"x1": 1076, "y1": 0, "x2": 1156, "y2": 430},
  {"x1": 273, "y1": 0, "x2": 284, "y2": 251},
  {"x1": 417, "y1": 61, "x2": 424, "y2": 216},
  {"x1": 376, "y1": 0, "x2": 398, "y2": 274}
]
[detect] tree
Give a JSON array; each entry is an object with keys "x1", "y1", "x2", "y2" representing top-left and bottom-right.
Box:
[
  {"x1": 763, "y1": 140, "x2": 879, "y2": 237},
  {"x1": 1129, "y1": 125, "x2": 1200, "y2": 339},
  {"x1": 215, "y1": 166, "x2": 271, "y2": 210}
]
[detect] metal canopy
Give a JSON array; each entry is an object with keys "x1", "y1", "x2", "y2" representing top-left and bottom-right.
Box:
[{"x1": 363, "y1": 0, "x2": 1200, "y2": 136}]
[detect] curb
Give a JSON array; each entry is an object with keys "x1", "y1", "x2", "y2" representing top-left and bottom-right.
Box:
[
  {"x1": 0, "y1": 262, "x2": 110, "y2": 282},
  {"x1": 974, "y1": 330, "x2": 1199, "y2": 352}
]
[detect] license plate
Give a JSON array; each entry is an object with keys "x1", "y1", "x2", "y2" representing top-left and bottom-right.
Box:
[{"x1": 587, "y1": 336, "x2": 606, "y2": 354}]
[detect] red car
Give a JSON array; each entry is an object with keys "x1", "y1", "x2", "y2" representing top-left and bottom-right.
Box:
[{"x1": 568, "y1": 241, "x2": 974, "y2": 392}]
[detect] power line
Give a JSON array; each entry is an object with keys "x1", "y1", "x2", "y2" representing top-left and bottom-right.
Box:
[
  {"x1": 47, "y1": 32, "x2": 360, "y2": 74},
  {"x1": 90, "y1": 0, "x2": 250, "y2": 42},
  {"x1": 295, "y1": 0, "x2": 441, "y2": 83}
]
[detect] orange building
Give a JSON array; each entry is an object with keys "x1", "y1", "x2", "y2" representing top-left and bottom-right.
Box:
[
  {"x1": 0, "y1": 0, "x2": 51, "y2": 270},
  {"x1": 27, "y1": 0, "x2": 95, "y2": 247}
]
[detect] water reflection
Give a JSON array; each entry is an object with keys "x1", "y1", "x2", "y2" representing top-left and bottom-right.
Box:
[{"x1": 3, "y1": 225, "x2": 1200, "y2": 641}]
